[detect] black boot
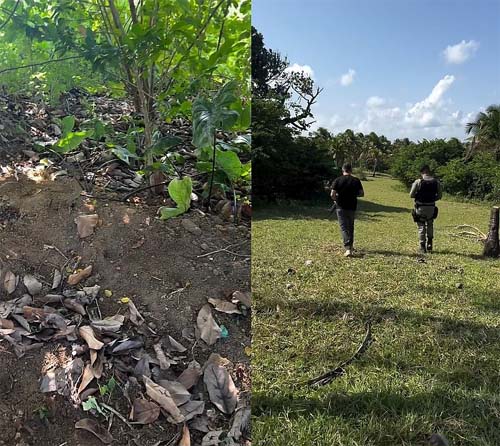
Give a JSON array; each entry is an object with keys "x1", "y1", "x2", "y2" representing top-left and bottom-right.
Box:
[
  {"x1": 419, "y1": 242, "x2": 427, "y2": 254},
  {"x1": 427, "y1": 238, "x2": 433, "y2": 253}
]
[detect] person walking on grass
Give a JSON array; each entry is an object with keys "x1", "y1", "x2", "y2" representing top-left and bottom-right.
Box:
[
  {"x1": 410, "y1": 164, "x2": 442, "y2": 254},
  {"x1": 330, "y1": 163, "x2": 364, "y2": 257}
]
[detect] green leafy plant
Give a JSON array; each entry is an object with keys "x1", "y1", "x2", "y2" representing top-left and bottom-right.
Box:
[
  {"x1": 192, "y1": 80, "x2": 242, "y2": 206},
  {"x1": 82, "y1": 396, "x2": 107, "y2": 417},
  {"x1": 53, "y1": 115, "x2": 94, "y2": 154},
  {"x1": 98, "y1": 376, "x2": 117, "y2": 398},
  {"x1": 159, "y1": 177, "x2": 193, "y2": 220}
]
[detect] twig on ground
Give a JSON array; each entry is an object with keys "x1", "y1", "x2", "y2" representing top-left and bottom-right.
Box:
[
  {"x1": 121, "y1": 181, "x2": 169, "y2": 201},
  {"x1": 100, "y1": 402, "x2": 132, "y2": 428},
  {"x1": 449, "y1": 225, "x2": 487, "y2": 242},
  {"x1": 196, "y1": 241, "x2": 249, "y2": 258},
  {"x1": 307, "y1": 321, "x2": 374, "y2": 387},
  {"x1": 43, "y1": 244, "x2": 69, "y2": 261}
]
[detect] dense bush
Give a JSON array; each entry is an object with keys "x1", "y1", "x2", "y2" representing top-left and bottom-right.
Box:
[
  {"x1": 438, "y1": 153, "x2": 500, "y2": 201},
  {"x1": 390, "y1": 137, "x2": 500, "y2": 201},
  {"x1": 390, "y1": 138, "x2": 465, "y2": 187}
]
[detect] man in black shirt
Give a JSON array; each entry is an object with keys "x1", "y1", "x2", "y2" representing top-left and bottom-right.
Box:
[
  {"x1": 330, "y1": 163, "x2": 365, "y2": 257},
  {"x1": 410, "y1": 165, "x2": 442, "y2": 253}
]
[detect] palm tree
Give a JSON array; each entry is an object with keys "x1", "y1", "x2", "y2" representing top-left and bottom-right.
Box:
[{"x1": 465, "y1": 105, "x2": 500, "y2": 160}]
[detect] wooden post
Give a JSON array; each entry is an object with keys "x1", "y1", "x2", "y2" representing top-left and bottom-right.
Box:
[{"x1": 483, "y1": 206, "x2": 500, "y2": 257}]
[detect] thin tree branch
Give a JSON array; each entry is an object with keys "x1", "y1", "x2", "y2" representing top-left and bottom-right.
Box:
[
  {"x1": 0, "y1": 0, "x2": 20, "y2": 32},
  {"x1": 307, "y1": 321, "x2": 374, "y2": 387},
  {"x1": 0, "y1": 56, "x2": 82, "y2": 75}
]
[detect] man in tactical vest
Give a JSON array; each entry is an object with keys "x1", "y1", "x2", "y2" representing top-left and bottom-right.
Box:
[{"x1": 410, "y1": 165, "x2": 442, "y2": 253}]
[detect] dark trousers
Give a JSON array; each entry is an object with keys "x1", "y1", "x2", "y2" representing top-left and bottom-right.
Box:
[{"x1": 336, "y1": 208, "x2": 356, "y2": 248}]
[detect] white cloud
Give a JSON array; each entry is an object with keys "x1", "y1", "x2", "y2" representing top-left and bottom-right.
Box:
[
  {"x1": 340, "y1": 68, "x2": 356, "y2": 86},
  {"x1": 405, "y1": 75, "x2": 455, "y2": 127},
  {"x1": 315, "y1": 75, "x2": 477, "y2": 140},
  {"x1": 285, "y1": 63, "x2": 315, "y2": 79},
  {"x1": 366, "y1": 96, "x2": 386, "y2": 108},
  {"x1": 443, "y1": 40, "x2": 479, "y2": 64}
]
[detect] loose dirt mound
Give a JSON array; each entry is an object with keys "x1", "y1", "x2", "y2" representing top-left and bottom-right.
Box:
[{"x1": 0, "y1": 175, "x2": 250, "y2": 446}]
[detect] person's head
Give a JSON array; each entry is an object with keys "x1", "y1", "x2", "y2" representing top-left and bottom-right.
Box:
[
  {"x1": 342, "y1": 163, "x2": 353, "y2": 175},
  {"x1": 420, "y1": 164, "x2": 431, "y2": 176}
]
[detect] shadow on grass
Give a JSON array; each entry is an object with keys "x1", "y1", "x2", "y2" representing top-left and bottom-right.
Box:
[
  {"x1": 252, "y1": 388, "x2": 500, "y2": 435},
  {"x1": 254, "y1": 200, "x2": 409, "y2": 223},
  {"x1": 255, "y1": 299, "x2": 500, "y2": 348}
]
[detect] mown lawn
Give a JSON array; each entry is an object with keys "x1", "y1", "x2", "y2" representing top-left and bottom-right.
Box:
[{"x1": 252, "y1": 175, "x2": 500, "y2": 446}]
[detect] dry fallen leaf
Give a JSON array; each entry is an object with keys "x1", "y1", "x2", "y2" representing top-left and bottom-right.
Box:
[
  {"x1": 208, "y1": 298, "x2": 242, "y2": 315},
  {"x1": 63, "y1": 298, "x2": 86, "y2": 315},
  {"x1": 78, "y1": 364, "x2": 95, "y2": 395},
  {"x1": 228, "y1": 406, "x2": 251, "y2": 441},
  {"x1": 23, "y1": 274, "x2": 42, "y2": 295},
  {"x1": 4, "y1": 271, "x2": 17, "y2": 295},
  {"x1": 52, "y1": 270, "x2": 62, "y2": 289},
  {"x1": 153, "y1": 342, "x2": 172, "y2": 370},
  {"x1": 79, "y1": 326, "x2": 104, "y2": 350},
  {"x1": 128, "y1": 300, "x2": 145, "y2": 326},
  {"x1": 179, "y1": 424, "x2": 191, "y2": 446},
  {"x1": 201, "y1": 431, "x2": 224, "y2": 446},
  {"x1": 91, "y1": 315, "x2": 124, "y2": 333},
  {"x1": 75, "y1": 214, "x2": 99, "y2": 238},
  {"x1": 179, "y1": 400, "x2": 205, "y2": 422},
  {"x1": 143, "y1": 375, "x2": 184, "y2": 423},
  {"x1": 203, "y1": 362, "x2": 238, "y2": 415},
  {"x1": 158, "y1": 380, "x2": 191, "y2": 406},
  {"x1": 196, "y1": 305, "x2": 221, "y2": 346},
  {"x1": 131, "y1": 398, "x2": 160, "y2": 424},
  {"x1": 68, "y1": 265, "x2": 92, "y2": 286},
  {"x1": 90, "y1": 349, "x2": 104, "y2": 379},
  {"x1": 75, "y1": 418, "x2": 113, "y2": 444},
  {"x1": 0, "y1": 318, "x2": 14, "y2": 329},
  {"x1": 231, "y1": 291, "x2": 251, "y2": 308},
  {"x1": 177, "y1": 361, "x2": 202, "y2": 390},
  {"x1": 23, "y1": 306, "x2": 53, "y2": 322},
  {"x1": 167, "y1": 335, "x2": 187, "y2": 353}
]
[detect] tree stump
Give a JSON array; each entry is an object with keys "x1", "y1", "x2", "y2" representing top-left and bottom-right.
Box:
[{"x1": 483, "y1": 206, "x2": 500, "y2": 257}]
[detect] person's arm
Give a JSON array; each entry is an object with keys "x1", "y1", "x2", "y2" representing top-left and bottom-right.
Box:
[
  {"x1": 330, "y1": 180, "x2": 338, "y2": 201},
  {"x1": 357, "y1": 180, "x2": 364, "y2": 197},
  {"x1": 409, "y1": 180, "x2": 419, "y2": 198},
  {"x1": 436, "y1": 181, "x2": 443, "y2": 201}
]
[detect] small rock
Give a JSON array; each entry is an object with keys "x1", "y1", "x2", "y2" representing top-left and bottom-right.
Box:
[
  {"x1": 286, "y1": 283, "x2": 294, "y2": 290},
  {"x1": 456, "y1": 283, "x2": 464, "y2": 289},
  {"x1": 200, "y1": 243, "x2": 210, "y2": 251},
  {"x1": 305, "y1": 260, "x2": 313, "y2": 266},
  {"x1": 181, "y1": 219, "x2": 202, "y2": 236}
]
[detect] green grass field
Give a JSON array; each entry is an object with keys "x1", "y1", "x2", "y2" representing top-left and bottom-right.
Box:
[{"x1": 252, "y1": 175, "x2": 500, "y2": 446}]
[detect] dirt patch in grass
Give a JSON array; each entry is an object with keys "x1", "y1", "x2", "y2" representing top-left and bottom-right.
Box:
[{"x1": 0, "y1": 175, "x2": 250, "y2": 446}]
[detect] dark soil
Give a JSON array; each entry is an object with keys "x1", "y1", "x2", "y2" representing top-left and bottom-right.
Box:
[{"x1": 0, "y1": 175, "x2": 250, "y2": 446}]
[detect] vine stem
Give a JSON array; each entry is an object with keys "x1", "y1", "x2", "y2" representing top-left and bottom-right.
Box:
[{"x1": 207, "y1": 133, "x2": 217, "y2": 209}]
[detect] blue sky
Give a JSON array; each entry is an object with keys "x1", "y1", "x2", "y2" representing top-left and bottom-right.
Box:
[{"x1": 253, "y1": 0, "x2": 500, "y2": 141}]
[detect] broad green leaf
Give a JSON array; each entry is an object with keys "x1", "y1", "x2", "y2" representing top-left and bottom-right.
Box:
[
  {"x1": 61, "y1": 115, "x2": 75, "y2": 136},
  {"x1": 216, "y1": 149, "x2": 242, "y2": 182},
  {"x1": 53, "y1": 130, "x2": 93, "y2": 154},
  {"x1": 192, "y1": 81, "x2": 240, "y2": 149},
  {"x1": 111, "y1": 146, "x2": 139, "y2": 165},
  {"x1": 159, "y1": 177, "x2": 192, "y2": 220},
  {"x1": 168, "y1": 176, "x2": 192, "y2": 212}
]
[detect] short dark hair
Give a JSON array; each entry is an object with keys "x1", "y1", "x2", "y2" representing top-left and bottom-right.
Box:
[
  {"x1": 342, "y1": 163, "x2": 352, "y2": 173},
  {"x1": 420, "y1": 164, "x2": 431, "y2": 174}
]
